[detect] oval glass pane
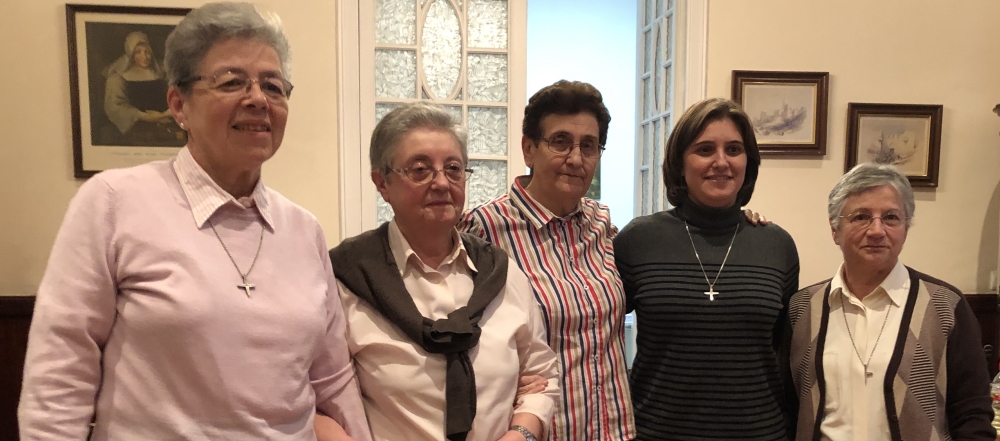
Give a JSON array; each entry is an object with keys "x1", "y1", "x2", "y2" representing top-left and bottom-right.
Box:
[{"x1": 421, "y1": 0, "x2": 462, "y2": 99}]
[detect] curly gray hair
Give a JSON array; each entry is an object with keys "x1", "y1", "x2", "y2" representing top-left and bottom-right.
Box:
[
  {"x1": 828, "y1": 162, "x2": 915, "y2": 229},
  {"x1": 164, "y1": 2, "x2": 290, "y2": 93}
]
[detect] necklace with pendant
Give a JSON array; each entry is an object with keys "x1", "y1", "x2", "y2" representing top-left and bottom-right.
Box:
[
  {"x1": 684, "y1": 221, "x2": 738, "y2": 301},
  {"x1": 209, "y1": 220, "x2": 265, "y2": 297},
  {"x1": 841, "y1": 293, "x2": 893, "y2": 381}
]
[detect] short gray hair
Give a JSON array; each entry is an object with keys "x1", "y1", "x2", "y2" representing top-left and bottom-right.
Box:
[
  {"x1": 370, "y1": 103, "x2": 468, "y2": 175},
  {"x1": 828, "y1": 162, "x2": 915, "y2": 229},
  {"x1": 165, "y1": 2, "x2": 291, "y2": 93}
]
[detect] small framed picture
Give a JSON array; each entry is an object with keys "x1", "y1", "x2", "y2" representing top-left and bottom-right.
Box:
[
  {"x1": 731, "y1": 70, "x2": 829, "y2": 156},
  {"x1": 66, "y1": 4, "x2": 191, "y2": 178},
  {"x1": 845, "y1": 103, "x2": 943, "y2": 188}
]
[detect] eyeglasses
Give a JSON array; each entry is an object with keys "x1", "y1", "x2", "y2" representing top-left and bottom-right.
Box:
[
  {"x1": 540, "y1": 134, "x2": 605, "y2": 159},
  {"x1": 181, "y1": 70, "x2": 293, "y2": 101},
  {"x1": 392, "y1": 162, "x2": 474, "y2": 185},
  {"x1": 838, "y1": 211, "x2": 907, "y2": 229}
]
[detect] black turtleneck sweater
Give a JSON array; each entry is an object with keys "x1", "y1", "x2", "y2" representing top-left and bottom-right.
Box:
[{"x1": 614, "y1": 198, "x2": 799, "y2": 441}]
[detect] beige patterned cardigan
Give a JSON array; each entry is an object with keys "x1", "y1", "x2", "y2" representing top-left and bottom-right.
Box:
[{"x1": 783, "y1": 266, "x2": 995, "y2": 441}]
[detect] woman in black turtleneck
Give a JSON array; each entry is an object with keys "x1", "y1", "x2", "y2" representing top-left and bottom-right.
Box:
[{"x1": 614, "y1": 98, "x2": 799, "y2": 441}]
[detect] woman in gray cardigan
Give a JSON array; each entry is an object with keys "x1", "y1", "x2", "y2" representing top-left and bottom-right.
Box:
[{"x1": 784, "y1": 162, "x2": 994, "y2": 441}]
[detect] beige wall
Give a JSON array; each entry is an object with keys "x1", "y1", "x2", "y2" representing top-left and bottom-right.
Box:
[
  {"x1": 707, "y1": 0, "x2": 1000, "y2": 293},
  {"x1": 0, "y1": 0, "x2": 342, "y2": 295}
]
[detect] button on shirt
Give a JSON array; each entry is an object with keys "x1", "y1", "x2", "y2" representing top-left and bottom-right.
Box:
[
  {"x1": 459, "y1": 176, "x2": 635, "y2": 441},
  {"x1": 821, "y1": 261, "x2": 910, "y2": 441},
  {"x1": 338, "y1": 221, "x2": 561, "y2": 441}
]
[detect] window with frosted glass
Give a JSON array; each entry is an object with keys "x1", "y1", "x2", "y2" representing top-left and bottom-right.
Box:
[
  {"x1": 373, "y1": 0, "x2": 513, "y2": 224},
  {"x1": 636, "y1": 0, "x2": 674, "y2": 215}
]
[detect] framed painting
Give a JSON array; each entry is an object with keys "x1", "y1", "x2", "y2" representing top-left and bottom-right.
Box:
[
  {"x1": 731, "y1": 70, "x2": 829, "y2": 156},
  {"x1": 845, "y1": 103, "x2": 943, "y2": 188},
  {"x1": 67, "y1": 4, "x2": 191, "y2": 178}
]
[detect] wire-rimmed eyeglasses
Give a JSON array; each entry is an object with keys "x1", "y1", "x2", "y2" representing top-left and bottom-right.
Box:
[
  {"x1": 540, "y1": 134, "x2": 605, "y2": 159},
  {"x1": 392, "y1": 162, "x2": 474, "y2": 185},
  {"x1": 838, "y1": 211, "x2": 907, "y2": 229},
  {"x1": 180, "y1": 69, "x2": 293, "y2": 101}
]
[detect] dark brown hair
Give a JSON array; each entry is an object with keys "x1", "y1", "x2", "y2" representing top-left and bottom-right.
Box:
[
  {"x1": 523, "y1": 80, "x2": 611, "y2": 145},
  {"x1": 662, "y1": 98, "x2": 760, "y2": 207}
]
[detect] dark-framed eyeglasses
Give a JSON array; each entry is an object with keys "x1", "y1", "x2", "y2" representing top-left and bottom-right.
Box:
[
  {"x1": 540, "y1": 134, "x2": 605, "y2": 159},
  {"x1": 838, "y1": 211, "x2": 907, "y2": 229},
  {"x1": 180, "y1": 70, "x2": 293, "y2": 100},
  {"x1": 392, "y1": 162, "x2": 473, "y2": 185}
]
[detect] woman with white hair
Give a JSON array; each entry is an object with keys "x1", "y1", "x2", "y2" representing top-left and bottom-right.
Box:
[
  {"x1": 322, "y1": 102, "x2": 561, "y2": 441},
  {"x1": 784, "y1": 162, "x2": 994, "y2": 440},
  {"x1": 19, "y1": 3, "x2": 369, "y2": 439}
]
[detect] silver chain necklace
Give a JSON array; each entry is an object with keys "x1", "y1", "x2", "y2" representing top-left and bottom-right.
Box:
[
  {"x1": 209, "y1": 221, "x2": 265, "y2": 297},
  {"x1": 841, "y1": 294, "x2": 893, "y2": 381},
  {"x1": 684, "y1": 222, "x2": 738, "y2": 301}
]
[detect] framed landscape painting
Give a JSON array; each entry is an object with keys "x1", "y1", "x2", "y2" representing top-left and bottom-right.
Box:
[
  {"x1": 731, "y1": 70, "x2": 829, "y2": 156},
  {"x1": 67, "y1": 4, "x2": 191, "y2": 178},
  {"x1": 845, "y1": 103, "x2": 943, "y2": 188}
]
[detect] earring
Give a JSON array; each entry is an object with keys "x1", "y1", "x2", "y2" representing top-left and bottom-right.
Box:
[{"x1": 179, "y1": 122, "x2": 186, "y2": 130}]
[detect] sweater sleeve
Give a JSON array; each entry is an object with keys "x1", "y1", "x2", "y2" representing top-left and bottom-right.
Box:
[
  {"x1": 612, "y1": 224, "x2": 637, "y2": 314},
  {"x1": 310, "y1": 227, "x2": 373, "y2": 441},
  {"x1": 18, "y1": 177, "x2": 120, "y2": 440},
  {"x1": 946, "y1": 297, "x2": 996, "y2": 440}
]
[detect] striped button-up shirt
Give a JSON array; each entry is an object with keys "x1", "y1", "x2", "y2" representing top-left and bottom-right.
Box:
[{"x1": 458, "y1": 176, "x2": 636, "y2": 441}]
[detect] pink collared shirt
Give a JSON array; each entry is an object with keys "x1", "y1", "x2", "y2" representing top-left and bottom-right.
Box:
[{"x1": 18, "y1": 148, "x2": 370, "y2": 440}]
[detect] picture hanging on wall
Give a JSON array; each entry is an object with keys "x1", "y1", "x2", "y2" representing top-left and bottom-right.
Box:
[
  {"x1": 731, "y1": 70, "x2": 829, "y2": 156},
  {"x1": 845, "y1": 103, "x2": 943, "y2": 188},
  {"x1": 66, "y1": 4, "x2": 190, "y2": 178}
]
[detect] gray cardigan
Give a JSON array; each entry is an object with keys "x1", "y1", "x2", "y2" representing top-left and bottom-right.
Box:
[{"x1": 784, "y1": 266, "x2": 995, "y2": 441}]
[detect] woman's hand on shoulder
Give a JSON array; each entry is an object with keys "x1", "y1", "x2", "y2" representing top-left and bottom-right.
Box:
[{"x1": 743, "y1": 208, "x2": 769, "y2": 226}]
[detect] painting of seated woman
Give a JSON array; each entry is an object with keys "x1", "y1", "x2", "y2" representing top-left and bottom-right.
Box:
[{"x1": 92, "y1": 28, "x2": 185, "y2": 147}]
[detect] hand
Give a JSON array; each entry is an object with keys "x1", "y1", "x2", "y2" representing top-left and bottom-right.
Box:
[
  {"x1": 743, "y1": 208, "x2": 769, "y2": 226},
  {"x1": 137, "y1": 110, "x2": 163, "y2": 122},
  {"x1": 314, "y1": 413, "x2": 357, "y2": 441},
  {"x1": 514, "y1": 375, "x2": 547, "y2": 409}
]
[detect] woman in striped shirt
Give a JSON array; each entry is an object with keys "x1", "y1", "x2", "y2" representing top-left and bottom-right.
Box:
[{"x1": 460, "y1": 80, "x2": 635, "y2": 441}]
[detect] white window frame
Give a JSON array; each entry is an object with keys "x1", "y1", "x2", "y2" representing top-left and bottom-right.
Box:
[{"x1": 336, "y1": 0, "x2": 528, "y2": 240}]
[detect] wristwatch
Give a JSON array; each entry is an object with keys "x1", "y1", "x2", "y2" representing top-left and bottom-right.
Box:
[{"x1": 509, "y1": 425, "x2": 538, "y2": 441}]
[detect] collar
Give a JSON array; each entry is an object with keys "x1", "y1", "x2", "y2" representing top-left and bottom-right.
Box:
[
  {"x1": 387, "y1": 220, "x2": 475, "y2": 275},
  {"x1": 508, "y1": 175, "x2": 583, "y2": 230},
  {"x1": 673, "y1": 194, "x2": 743, "y2": 230},
  {"x1": 172, "y1": 147, "x2": 274, "y2": 229},
  {"x1": 829, "y1": 260, "x2": 909, "y2": 307}
]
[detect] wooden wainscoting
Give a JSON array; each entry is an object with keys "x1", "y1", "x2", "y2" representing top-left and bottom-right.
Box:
[
  {"x1": 0, "y1": 296, "x2": 33, "y2": 441},
  {"x1": 0, "y1": 293, "x2": 996, "y2": 440}
]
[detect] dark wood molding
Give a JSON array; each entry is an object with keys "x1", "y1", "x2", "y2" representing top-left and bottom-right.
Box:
[
  {"x1": 0, "y1": 295, "x2": 33, "y2": 439},
  {"x1": 0, "y1": 295, "x2": 35, "y2": 318}
]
